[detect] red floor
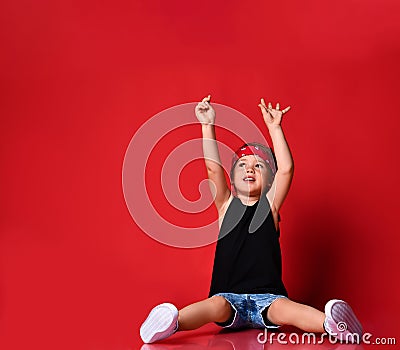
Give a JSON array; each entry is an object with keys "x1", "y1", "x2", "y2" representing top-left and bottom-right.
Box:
[{"x1": 136, "y1": 324, "x2": 395, "y2": 349}]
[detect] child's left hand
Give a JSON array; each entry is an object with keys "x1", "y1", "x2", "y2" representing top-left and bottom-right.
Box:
[{"x1": 258, "y1": 98, "x2": 291, "y2": 128}]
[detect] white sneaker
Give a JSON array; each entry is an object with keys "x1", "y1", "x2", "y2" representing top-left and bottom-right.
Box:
[
  {"x1": 140, "y1": 303, "x2": 179, "y2": 344},
  {"x1": 324, "y1": 299, "x2": 363, "y2": 343}
]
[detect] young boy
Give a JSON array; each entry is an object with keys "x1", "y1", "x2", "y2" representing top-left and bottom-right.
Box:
[{"x1": 139, "y1": 96, "x2": 363, "y2": 344}]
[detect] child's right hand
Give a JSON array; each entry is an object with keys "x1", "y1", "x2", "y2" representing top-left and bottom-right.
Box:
[
  {"x1": 258, "y1": 98, "x2": 291, "y2": 129},
  {"x1": 195, "y1": 95, "x2": 216, "y2": 125}
]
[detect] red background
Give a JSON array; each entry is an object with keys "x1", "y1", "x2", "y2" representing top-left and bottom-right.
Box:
[{"x1": 1, "y1": 0, "x2": 399, "y2": 349}]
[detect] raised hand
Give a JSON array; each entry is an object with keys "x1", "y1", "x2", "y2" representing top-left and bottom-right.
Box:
[
  {"x1": 258, "y1": 98, "x2": 291, "y2": 128},
  {"x1": 195, "y1": 95, "x2": 216, "y2": 125}
]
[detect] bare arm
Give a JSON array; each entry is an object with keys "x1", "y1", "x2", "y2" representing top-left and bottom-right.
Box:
[
  {"x1": 259, "y1": 99, "x2": 294, "y2": 213},
  {"x1": 195, "y1": 96, "x2": 231, "y2": 212}
]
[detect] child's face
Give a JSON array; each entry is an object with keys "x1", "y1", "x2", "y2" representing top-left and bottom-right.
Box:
[{"x1": 232, "y1": 155, "x2": 273, "y2": 197}]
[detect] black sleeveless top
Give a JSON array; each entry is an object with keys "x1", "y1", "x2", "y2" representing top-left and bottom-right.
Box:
[{"x1": 208, "y1": 192, "x2": 288, "y2": 297}]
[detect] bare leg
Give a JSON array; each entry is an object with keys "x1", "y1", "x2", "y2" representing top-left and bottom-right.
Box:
[
  {"x1": 177, "y1": 296, "x2": 233, "y2": 331},
  {"x1": 266, "y1": 298, "x2": 325, "y2": 333}
]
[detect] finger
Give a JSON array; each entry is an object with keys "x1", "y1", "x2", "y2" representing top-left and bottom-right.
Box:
[
  {"x1": 196, "y1": 102, "x2": 208, "y2": 110},
  {"x1": 259, "y1": 104, "x2": 272, "y2": 118},
  {"x1": 282, "y1": 106, "x2": 291, "y2": 114},
  {"x1": 276, "y1": 102, "x2": 280, "y2": 111},
  {"x1": 258, "y1": 104, "x2": 267, "y2": 112},
  {"x1": 259, "y1": 104, "x2": 272, "y2": 114},
  {"x1": 202, "y1": 95, "x2": 211, "y2": 103},
  {"x1": 261, "y1": 98, "x2": 267, "y2": 108},
  {"x1": 268, "y1": 102, "x2": 273, "y2": 110}
]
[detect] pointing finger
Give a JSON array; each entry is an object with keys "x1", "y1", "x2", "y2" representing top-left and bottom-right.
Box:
[
  {"x1": 202, "y1": 95, "x2": 211, "y2": 103},
  {"x1": 261, "y1": 98, "x2": 267, "y2": 108},
  {"x1": 282, "y1": 106, "x2": 291, "y2": 114}
]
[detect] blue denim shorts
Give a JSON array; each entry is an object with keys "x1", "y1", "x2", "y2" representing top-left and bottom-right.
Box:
[{"x1": 213, "y1": 293, "x2": 287, "y2": 329}]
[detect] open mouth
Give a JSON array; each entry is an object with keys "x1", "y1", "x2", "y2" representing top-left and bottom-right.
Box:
[{"x1": 243, "y1": 176, "x2": 255, "y2": 182}]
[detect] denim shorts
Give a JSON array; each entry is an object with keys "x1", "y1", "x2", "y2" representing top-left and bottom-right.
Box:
[{"x1": 213, "y1": 293, "x2": 287, "y2": 329}]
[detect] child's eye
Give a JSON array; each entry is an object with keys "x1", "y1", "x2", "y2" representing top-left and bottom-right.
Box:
[
  {"x1": 255, "y1": 163, "x2": 264, "y2": 168},
  {"x1": 238, "y1": 162, "x2": 245, "y2": 167}
]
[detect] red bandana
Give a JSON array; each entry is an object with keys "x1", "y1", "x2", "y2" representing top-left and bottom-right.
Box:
[{"x1": 232, "y1": 145, "x2": 276, "y2": 173}]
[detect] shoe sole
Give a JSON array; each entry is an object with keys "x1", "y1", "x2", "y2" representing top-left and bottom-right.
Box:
[
  {"x1": 140, "y1": 303, "x2": 178, "y2": 344},
  {"x1": 325, "y1": 299, "x2": 363, "y2": 340}
]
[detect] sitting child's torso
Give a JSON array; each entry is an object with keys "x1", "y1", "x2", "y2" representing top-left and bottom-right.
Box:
[
  {"x1": 218, "y1": 194, "x2": 280, "y2": 232},
  {"x1": 209, "y1": 193, "x2": 287, "y2": 297}
]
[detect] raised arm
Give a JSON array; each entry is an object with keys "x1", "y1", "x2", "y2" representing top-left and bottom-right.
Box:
[
  {"x1": 195, "y1": 96, "x2": 231, "y2": 212},
  {"x1": 258, "y1": 99, "x2": 294, "y2": 213}
]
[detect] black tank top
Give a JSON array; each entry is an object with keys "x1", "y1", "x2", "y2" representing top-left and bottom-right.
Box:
[{"x1": 208, "y1": 192, "x2": 288, "y2": 297}]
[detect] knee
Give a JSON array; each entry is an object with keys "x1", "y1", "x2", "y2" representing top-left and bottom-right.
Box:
[
  {"x1": 266, "y1": 298, "x2": 290, "y2": 326},
  {"x1": 208, "y1": 296, "x2": 232, "y2": 322}
]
